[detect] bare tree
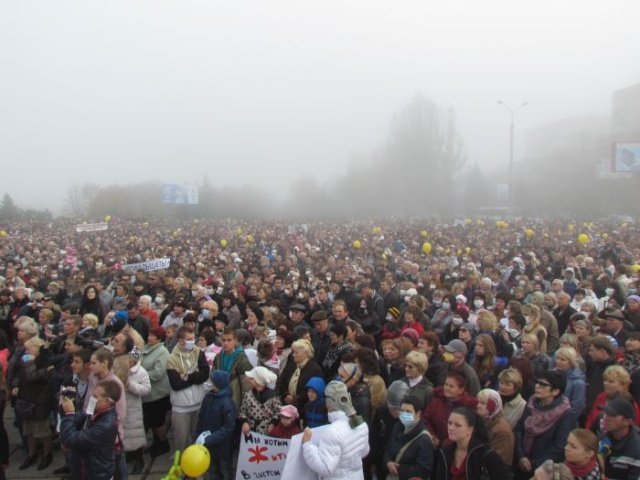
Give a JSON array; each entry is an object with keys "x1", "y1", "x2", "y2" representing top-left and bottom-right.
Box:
[{"x1": 64, "y1": 183, "x2": 98, "y2": 218}]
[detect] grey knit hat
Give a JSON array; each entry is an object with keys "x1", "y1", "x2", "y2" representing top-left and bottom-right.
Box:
[{"x1": 386, "y1": 380, "x2": 410, "y2": 409}]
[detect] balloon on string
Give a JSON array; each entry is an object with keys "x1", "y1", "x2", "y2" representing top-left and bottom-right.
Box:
[
  {"x1": 220, "y1": 239, "x2": 228, "y2": 248},
  {"x1": 372, "y1": 226, "x2": 382, "y2": 234},
  {"x1": 104, "y1": 215, "x2": 111, "y2": 222},
  {"x1": 420, "y1": 230, "x2": 428, "y2": 238},
  {"x1": 0, "y1": 231, "x2": 6, "y2": 238},
  {"x1": 421, "y1": 242, "x2": 432, "y2": 254},
  {"x1": 525, "y1": 228, "x2": 534, "y2": 238},
  {"x1": 352, "y1": 240, "x2": 362, "y2": 250}
]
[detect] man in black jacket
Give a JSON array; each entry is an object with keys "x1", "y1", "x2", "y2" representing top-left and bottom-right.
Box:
[
  {"x1": 60, "y1": 379, "x2": 121, "y2": 480},
  {"x1": 601, "y1": 398, "x2": 640, "y2": 480}
]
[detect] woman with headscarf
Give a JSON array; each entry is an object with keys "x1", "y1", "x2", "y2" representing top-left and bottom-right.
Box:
[
  {"x1": 476, "y1": 388, "x2": 514, "y2": 466},
  {"x1": 239, "y1": 366, "x2": 282, "y2": 435},
  {"x1": 300, "y1": 381, "x2": 370, "y2": 480},
  {"x1": 277, "y1": 339, "x2": 323, "y2": 411}
]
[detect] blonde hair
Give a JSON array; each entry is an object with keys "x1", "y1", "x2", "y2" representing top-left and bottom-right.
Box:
[
  {"x1": 555, "y1": 346, "x2": 579, "y2": 369},
  {"x1": 477, "y1": 310, "x2": 498, "y2": 332},
  {"x1": 17, "y1": 317, "x2": 39, "y2": 339},
  {"x1": 498, "y1": 368, "x2": 523, "y2": 390},
  {"x1": 405, "y1": 350, "x2": 428, "y2": 375},
  {"x1": 521, "y1": 303, "x2": 540, "y2": 321},
  {"x1": 291, "y1": 339, "x2": 314, "y2": 358},
  {"x1": 24, "y1": 336, "x2": 45, "y2": 352},
  {"x1": 603, "y1": 365, "x2": 631, "y2": 388},
  {"x1": 83, "y1": 313, "x2": 99, "y2": 329},
  {"x1": 521, "y1": 333, "x2": 540, "y2": 352}
]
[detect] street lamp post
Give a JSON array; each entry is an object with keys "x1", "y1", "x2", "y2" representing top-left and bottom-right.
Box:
[{"x1": 497, "y1": 100, "x2": 528, "y2": 209}]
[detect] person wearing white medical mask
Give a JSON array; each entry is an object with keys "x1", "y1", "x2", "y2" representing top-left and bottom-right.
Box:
[
  {"x1": 166, "y1": 326, "x2": 210, "y2": 453},
  {"x1": 384, "y1": 396, "x2": 434, "y2": 480}
]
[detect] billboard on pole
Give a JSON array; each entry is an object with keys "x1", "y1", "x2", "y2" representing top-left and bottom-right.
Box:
[{"x1": 161, "y1": 184, "x2": 199, "y2": 204}]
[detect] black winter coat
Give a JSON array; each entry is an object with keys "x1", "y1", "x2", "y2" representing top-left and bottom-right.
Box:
[
  {"x1": 61, "y1": 407, "x2": 118, "y2": 480},
  {"x1": 433, "y1": 438, "x2": 512, "y2": 480},
  {"x1": 17, "y1": 359, "x2": 52, "y2": 421},
  {"x1": 277, "y1": 359, "x2": 323, "y2": 411},
  {"x1": 384, "y1": 421, "x2": 433, "y2": 480}
]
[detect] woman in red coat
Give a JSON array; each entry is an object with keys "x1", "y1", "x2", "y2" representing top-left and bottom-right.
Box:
[{"x1": 422, "y1": 370, "x2": 478, "y2": 447}]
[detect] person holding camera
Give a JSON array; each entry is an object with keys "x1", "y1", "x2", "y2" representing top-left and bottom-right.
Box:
[{"x1": 60, "y1": 379, "x2": 122, "y2": 480}]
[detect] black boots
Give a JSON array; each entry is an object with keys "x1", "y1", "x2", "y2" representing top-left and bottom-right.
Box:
[
  {"x1": 149, "y1": 439, "x2": 169, "y2": 458},
  {"x1": 19, "y1": 455, "x2": 38, "y2": 470},
  {"x1": 130, "y1": 448, "x2": 145, "y2": 475}
]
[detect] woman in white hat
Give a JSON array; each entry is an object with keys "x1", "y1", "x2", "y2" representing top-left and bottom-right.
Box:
[{"x1": 239, "y1": 366, "x2": 282, "y2": 435}]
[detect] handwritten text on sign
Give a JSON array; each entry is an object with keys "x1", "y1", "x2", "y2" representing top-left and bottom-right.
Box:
[{"x1": 235, "y1": 432, "x2": 289, "y2": 480}]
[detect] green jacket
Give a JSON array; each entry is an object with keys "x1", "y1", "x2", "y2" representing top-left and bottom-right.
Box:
[{"x1": 141, "y1": 342, "x2": 171, "y2": 402}]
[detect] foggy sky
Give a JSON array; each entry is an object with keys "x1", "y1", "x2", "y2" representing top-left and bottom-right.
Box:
[{"x1": 1, "y1": 1, "x2": 639, "y2": 212}]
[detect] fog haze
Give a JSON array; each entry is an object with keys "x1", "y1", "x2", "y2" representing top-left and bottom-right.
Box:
[{"x1": 2, "y1": 1, "x2": 639, "y2": 212}]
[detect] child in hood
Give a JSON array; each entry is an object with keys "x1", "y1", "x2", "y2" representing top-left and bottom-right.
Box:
[
  {"x1": 269, "y1": 405, "x2": 302, "y2": 439},
  {"x1": 303, "y1": 376, "x2": 328, "y2": 428},
  {"x1": 195, "y1": 370, "x2": 236, "y2": 480}
]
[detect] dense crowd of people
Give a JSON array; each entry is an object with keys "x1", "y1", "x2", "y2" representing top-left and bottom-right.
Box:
[{"x1": 0, "y1": 216, "x2": 639, "y2": 480}]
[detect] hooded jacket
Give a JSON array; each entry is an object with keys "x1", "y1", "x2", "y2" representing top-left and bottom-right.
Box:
[
  {"x1": 195, "y1": 371, "x2": 236, "y2": 457},
  {"x1": 166, "y1": 345, "x2": 210, "y2": 413},
  {"x1": 304, "y1": 376, "x2": 328, "y2": 428},
  {"x1": 563, "y1": 367, "x2": 586, "y2": 422}
]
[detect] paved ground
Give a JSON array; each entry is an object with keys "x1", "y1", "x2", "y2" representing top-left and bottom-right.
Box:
[{"x1": 4, "y1": 407, "x2": 176, "y2": 480}]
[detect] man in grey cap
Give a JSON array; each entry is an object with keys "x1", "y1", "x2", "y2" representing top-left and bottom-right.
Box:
[
  {"x1": 443, "y1": 339, "x2": 481, "y2": 395},
  {"x1": 300, "y1": 381, "x2": 369, "y2": 480}
]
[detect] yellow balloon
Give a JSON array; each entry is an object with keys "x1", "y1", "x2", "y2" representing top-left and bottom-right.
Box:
[
  {"x1": 477, "y1": 219, "x2": 484, "y2": 225},
  {"x1": 0, "y1": 230, "x2": 6, "y2": 238},
  {"x1": 235, "y1": 227, "x2": 243, "y2": 236},
  {"x1": 104, "y1": 215, "x2": 111, "y2": 222},
  {"x1": 578, "y1": 233, "x2": 589, "y2": 245},
  {"x1": 420, "y1": 230, "x2": 428, "y2": 238},
  {"x1": 246, "y1": 234, "x2": 254, "y2": 243},
  {"x1": 464, "y1": 218, "x2": 472, "y2": 225},
  {"x1": 525, "y1": 228, "x2": 534, "y2": 238},
  {"x1": 567, "y1": 224, "x2": 575, "y2": 232},
  {"x1": 180, "y1": 444, "x2": 210, "y2": 478},
  {"x1": 622, "y1": 223, "x2": 629, "y2": 228},
  {"x1": 220, "y1": 239, "x2": 228, "y2": 248},
  {"x1": 352, "y1": 240, "x2": 362, "y2": 250},
  {"x1": 602, "y1": 233, "x2": 608, "y2": 240},
  {"x1": 372, "y1": 226, "x2": 382, "y2": 234},
  {"x1": 422, "y1": 242, "x2": 432, "y2": 254},
  {"x1": 465, "y1": 247, "x2": 471, "y2": 254},
  {"x1": 632, "y1": 264, "x2": 640, "y2": 273},
  {"x1": 457, "y1": 249, "x2": 462, "y2": 256}
]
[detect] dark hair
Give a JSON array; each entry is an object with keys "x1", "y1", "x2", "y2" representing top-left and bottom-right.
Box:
[
  {"x1": 355, "y1": 334, "x2": 377, "y2": 351},
  {"x1": 63, "y1": 303, "x2": 80, "y2": 315},
  {"x1": 509, "y1": 355, "x2": 534, "y2": 389},
  {"x1": 0, "y1": 330, "x2": 8, "y2": 350},
  {"x1": 235, "y1": 329, "x2": 252, "y2": 346},
  {"x1": 445, "y1": 370, "x2": 468, "y2": 390},
  {"x1": 183, "y1": 312, "x2": 198, "y2": 324},
  {"x1": 97, "y1": 379, "x2": 122, "y2": 403},
  {"x1": 537, "y1": 369, "x2": 566, "y2": 394},
  {"x1": 402, "y1": 395, "x2": 424, "y2": 412},
  {"x1": 176, "y1": 325, "x2": 195, "y2": 339},
  {"x1": 450, "y1": 406, "x2": 489, "y2": 444},
  {"x1": 329, "y1": 323, "x2": 347, "y2": 339},
  {"x1": 420, "y1": 331, "x2": 440, "y2": 350},
  {"x1": 199, "y1": 328, "x2": 216, "y2": 346},
  {"x1": 276, "y1": 327, "x2": 294, "y2": 348},
  {"x1": 222, "y1": 326, "x2": 237, "y2": 338},
  {"x1": 353, "y1": 348, "x2": 380, "y2": 376},
  {"x1": 68, "y1": 314, "x2": 84, "y2": 329},
  {"x1": 257, "y1": 339, "x2": 275, "y2": 359},
  {"x1": 92, "y1": 347, "x2": 114, "y2": 369},
  {"x1": 292, "y1": 325, "x2": 311, "y2": 340},
  {"x1": 72, "y1": 348, "x2": 93, "y2": 364}
]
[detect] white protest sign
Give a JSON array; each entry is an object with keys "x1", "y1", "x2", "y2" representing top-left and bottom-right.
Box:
[
  {"x1": 235, "y1": 431, "x2": 289, "y2": 480},
  {"x1": 121, "y1": 258, "x2": 171, "y2": 273},
  {"x1": 75, "y1": 222, "x2": 108, "y2": 233}
]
